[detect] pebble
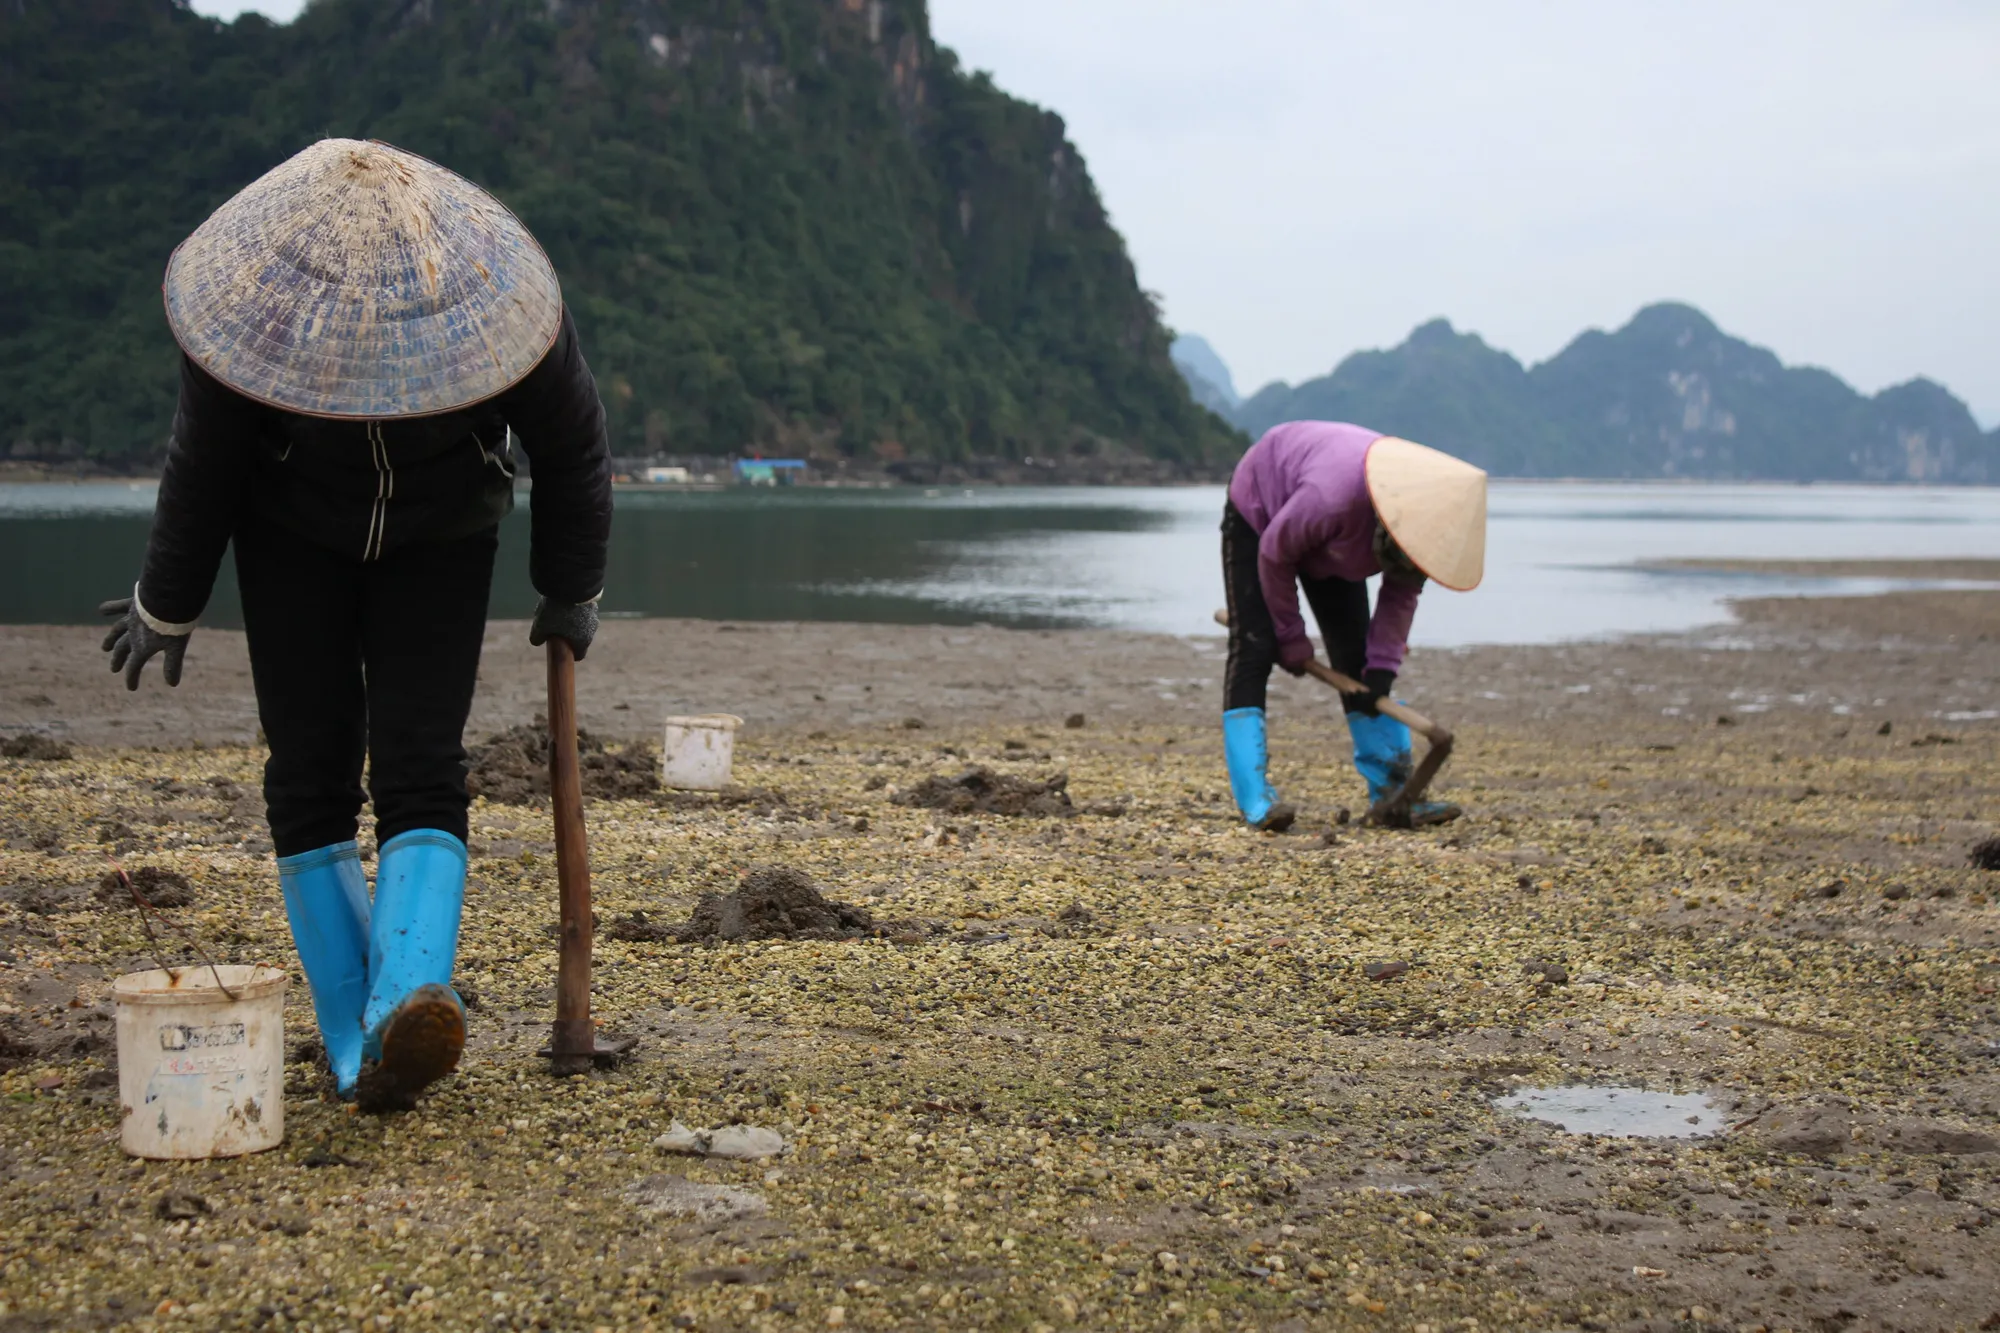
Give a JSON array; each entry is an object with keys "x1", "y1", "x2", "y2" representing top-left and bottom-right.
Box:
[{"x1": 153, "y1": 1191, "x2": 209, "y2": 1221}]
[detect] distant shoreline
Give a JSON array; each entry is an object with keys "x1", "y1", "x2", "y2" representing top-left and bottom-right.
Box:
[
  {"x1": 1654, "y1": 556, "x2": 2000, "y2": 581},
  {"x1": 4, "y1": 464, "x2": 1999, "y2": 492}
]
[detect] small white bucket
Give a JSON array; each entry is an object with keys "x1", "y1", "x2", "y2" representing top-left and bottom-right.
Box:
[
  {"x1": 114, "y1": 964, "x2": 286, "y2": 1159},
  {"x1": 662, "y1": 713, "x2": 744, "y2": 790}
]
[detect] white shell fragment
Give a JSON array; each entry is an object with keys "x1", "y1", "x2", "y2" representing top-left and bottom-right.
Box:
[{"x1": 652, "y1": 1120, "x2": 788, "y2": 1160}]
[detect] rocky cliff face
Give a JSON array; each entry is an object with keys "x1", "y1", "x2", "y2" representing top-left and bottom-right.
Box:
[{"x1": 0, "y1": 0, "x2": 1234, "y2": 466}]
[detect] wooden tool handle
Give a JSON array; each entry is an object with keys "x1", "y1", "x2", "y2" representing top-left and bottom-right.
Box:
[
  {"x1": 546, "y1": 638, "x2": 594, "y2": 1053},
  {"x1": 1301, "y1": 660, "x2": 1449, "y2": 746},
  {"x1": 1215, "y1": 608, "x2": 1448, "y2": 745}
]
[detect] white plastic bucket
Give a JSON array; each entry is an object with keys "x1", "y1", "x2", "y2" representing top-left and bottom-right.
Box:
[
  {"x1": 662, "y1": 713, "x2": 743, "y2": 790},
  {"x1": 114, "y1": 965, "x2": 286, "y2": 1159}
]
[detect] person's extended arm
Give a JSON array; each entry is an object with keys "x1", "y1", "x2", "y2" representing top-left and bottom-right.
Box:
[
  {"x1": 101, "y1": 357, "x2": 260, "y2": 689},
  {"x1": 1349, "y1": 574, "x2": 1423, "y2": 713},
  {"x1": 499, "y1": 307, "x2": 613, "y2": 659},
  {"x1": 1256, "y1": 487, "x2": 1338, "y2": 672}
]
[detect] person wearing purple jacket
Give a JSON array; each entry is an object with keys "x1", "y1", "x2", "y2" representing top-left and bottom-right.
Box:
[{"x1": 1222, "y1": 422, "x2": 1486, "y2": 829}]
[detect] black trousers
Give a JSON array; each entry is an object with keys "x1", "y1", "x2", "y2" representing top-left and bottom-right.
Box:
[
  {"x1": 1222, "y1": 502, "x2": 1370, "y2": 713},
  {"x1": 235, "y1": 521, "x2": 497, "y2": 858}
]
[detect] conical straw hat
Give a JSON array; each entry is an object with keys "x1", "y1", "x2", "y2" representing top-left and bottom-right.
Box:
[
  {"x1": 1363, "y1": 437, "x2": 1487, "y2": 591},
  {"x1": 163, "y1": 139, "x2": 562, "y2": 419}
]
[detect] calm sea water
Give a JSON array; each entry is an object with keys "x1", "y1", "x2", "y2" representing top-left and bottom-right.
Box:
[{"x1": 2, "y1": 481, "x2": 1996, "y2": 645}]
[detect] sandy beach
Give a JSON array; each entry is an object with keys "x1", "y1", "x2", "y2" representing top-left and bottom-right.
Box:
[{"x1": 2, "y1": 578, "x2": 1996, "y2": 1332}]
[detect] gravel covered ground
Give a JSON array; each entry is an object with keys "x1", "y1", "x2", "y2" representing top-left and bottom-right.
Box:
[{"x1": 2, "y1": 588, "x2": 1997, "y2": 1333}]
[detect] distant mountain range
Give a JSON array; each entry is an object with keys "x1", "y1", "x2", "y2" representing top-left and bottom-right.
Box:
[
  {"x1": 1181, "y1": 305, "x2": 1997, "y2": 483},
  {"x1": 1170, "y1": 335, "x2": 1240, "y2": 415}
]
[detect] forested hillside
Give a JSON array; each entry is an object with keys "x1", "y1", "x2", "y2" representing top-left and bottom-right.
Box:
[
  {"x1": 1229, "y1": 305, "x2": 1996, "y2": 483},
  {"x1": 0, "y1": 0, "x2": 1236, "y2": 467}
]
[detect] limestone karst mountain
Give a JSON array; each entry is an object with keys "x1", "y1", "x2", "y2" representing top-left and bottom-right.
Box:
[
  {"x1": 1170, "y1": 334, "x2": 1240, "y2": 416},
  {"x1": 1, "y1": 0, "x2": 1234, "y2": 468},
  {"x1": 1211, "y1": 304, "x2": 1994, "y2": 482}
]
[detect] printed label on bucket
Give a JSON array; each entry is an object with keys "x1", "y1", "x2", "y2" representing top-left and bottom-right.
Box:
[{"x1": 158, "y1": 1021, "x2": 246, "y2": 1052}]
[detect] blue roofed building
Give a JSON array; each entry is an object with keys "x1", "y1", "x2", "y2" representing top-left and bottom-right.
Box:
[{"x1": 734, "y1": 458, "x2": 807, "y2": 486}]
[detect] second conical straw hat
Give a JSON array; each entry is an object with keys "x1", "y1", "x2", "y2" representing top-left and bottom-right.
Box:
[
  {"x1": 1364, "y1": 437, "x2": 1488, "y2": 591},
  {"x1": 163, "y1": 139, "x2": 562, "y2": 419}
]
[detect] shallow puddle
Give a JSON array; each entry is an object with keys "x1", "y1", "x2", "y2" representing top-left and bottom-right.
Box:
[{"x1": 1494, "y1": 1084, "x2": 1724, "y2": 1138}]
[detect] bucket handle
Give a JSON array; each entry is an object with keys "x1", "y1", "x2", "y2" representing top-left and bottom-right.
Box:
[{"x1": 110, "y1": 863, "x2": 238, "y2": 1001}]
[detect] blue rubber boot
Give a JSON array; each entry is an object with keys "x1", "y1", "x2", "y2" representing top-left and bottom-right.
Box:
[
  {"x1": 356, "y1": 829, "x2": 468, "y2": 1112},
  {"x1": 276, "y1": 841, "x2": 372, "y2": 1098},
  {"x1": 1347, "y1": 711, "x2": 1460, "y2": 826},
  {"x1": 1222, "y1": 708, "x2": 1296, "y2": 831}
]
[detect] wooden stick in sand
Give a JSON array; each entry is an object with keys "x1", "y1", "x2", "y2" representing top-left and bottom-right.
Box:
[{"x1": 539, "y1": 638, "x2": 636, "y2": 1073}]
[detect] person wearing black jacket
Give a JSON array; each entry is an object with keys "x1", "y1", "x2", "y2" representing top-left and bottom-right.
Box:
[{"x1": 100, "y1": 139, "x2": 612, "y2": 1111}]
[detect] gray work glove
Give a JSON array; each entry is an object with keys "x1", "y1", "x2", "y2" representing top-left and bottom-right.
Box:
[
  {"x1": 99, "y1": 595, "x2": 190, "y2": 690},
  {"x1": 1346, "y1": 668, "x2": 1398, "y2": 717},
  {"x1": 529, "y1": 597, "x2": 599, "y2": 661}
]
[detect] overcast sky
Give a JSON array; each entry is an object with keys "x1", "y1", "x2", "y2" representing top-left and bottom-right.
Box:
[{"x1": 196, "y1": 0, "x2": 2000, "y2": 422}]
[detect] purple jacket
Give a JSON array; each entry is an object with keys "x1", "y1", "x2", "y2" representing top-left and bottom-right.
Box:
[{"x1": 1227, "y1": 421, "x2": 1421, "y2": 676}]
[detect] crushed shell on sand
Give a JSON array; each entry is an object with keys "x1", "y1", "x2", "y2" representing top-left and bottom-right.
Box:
[{"x1": 1, "y1": 715, "x2": 1997, "y2": 1333}]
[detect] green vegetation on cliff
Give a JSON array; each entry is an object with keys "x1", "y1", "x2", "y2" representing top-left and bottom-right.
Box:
[
  {"x1": 1230, "y1": 304, "x2": 1996, "y2": 483},
  {"x1": 0, "y1": 0, "x2": 1235, "y2": 466}
]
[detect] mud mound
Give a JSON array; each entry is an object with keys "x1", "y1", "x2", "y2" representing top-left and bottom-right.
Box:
[
  {"x1": 676, "y1": 865, "x2": 876, "y2": 942},
  {"x1": 95, "y1": 866, "x2": 194, "y2": 909},
  {"x1": 465, "y1": 717, "x2": 659, "y2": 805},
  {"x1": 893, "y1": 766, "x2": 1073, "y2": 817},
  {"x1": 1973, "y1": 836, "x2": 2000, "y2": 871},
  {"x1": 1, "y1": 733, "x2": 71, "y2": 761}
]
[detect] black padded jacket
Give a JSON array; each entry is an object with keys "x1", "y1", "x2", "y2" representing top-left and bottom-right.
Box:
[{"x1": 135, "y1": 305, "x2": 612, "y2": 626}]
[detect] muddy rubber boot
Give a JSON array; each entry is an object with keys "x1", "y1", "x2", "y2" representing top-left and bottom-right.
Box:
[
  {"x1": 1222, "y1": 708, "x2": 1296, "y2": 832},
  {"x1": 1347, "y1": 712, "x2": 1461, "y2": 826},
  {"x1": 276, "y1": 840, "x2": 372, "y2": 1098},
  {"x1": 357, "y1": 830, "x2": 467, "y2": 1113}
]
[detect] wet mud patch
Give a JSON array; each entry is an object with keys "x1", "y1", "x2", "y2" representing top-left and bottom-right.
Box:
[
  {"x1": 0, "y1": 733, "x2": 71, "y2": 761},
  {"x1": 894, "y1": 765, "x2": 1073, "y2": 816},
  {"x1": 0, "y1": 949, "x2": 111, "y2": 1070},
  {"x1": 3, "y1": 880, "x2": 91, "y2": 915},
  {"x1": 465, "y1": 717, "x2": 660, "y2": 804}
]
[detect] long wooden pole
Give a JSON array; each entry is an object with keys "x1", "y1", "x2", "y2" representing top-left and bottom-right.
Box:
[{"x1": 546, "y1": 638, "x2": 595, "y2": 1060}]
